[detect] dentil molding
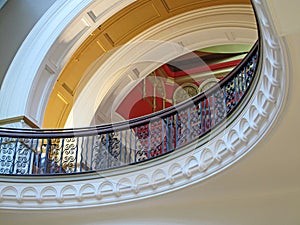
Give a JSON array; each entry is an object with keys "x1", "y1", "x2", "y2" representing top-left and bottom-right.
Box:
[{"x1": 0, "y1": 0, "x2": 288, "y2": 210}]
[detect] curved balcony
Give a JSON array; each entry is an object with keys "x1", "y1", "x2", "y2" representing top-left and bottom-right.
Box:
[
  {"x1": 0, "y1": 42, "x2": 258, "y2": 176},
  {"x1": 0, "y1": 0, "x2": 292, "y2": 213}
]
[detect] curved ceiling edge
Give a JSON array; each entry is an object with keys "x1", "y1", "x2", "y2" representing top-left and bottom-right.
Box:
[
  {"x1": 0, "y1": 0, "x2": 288, "y2": 210},
  {"x1": 42, "y1": 0, "x2": 254, "y2": 128},
  {"x1": 0, "y1": 0, "x2": 135, "y2": 127},
  {"x1": 66, "y1": 5, "x2": 257, "y2": 128}
]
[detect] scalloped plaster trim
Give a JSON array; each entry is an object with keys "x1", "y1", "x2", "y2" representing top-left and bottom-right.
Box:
[{"x1": 0, "y1": 0, "x2": 288, "y2": 210}]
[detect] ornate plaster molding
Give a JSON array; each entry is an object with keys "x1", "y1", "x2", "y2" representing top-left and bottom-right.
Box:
[{"x1": 0, "y1": 0, "x2": 288, "y2": 210}]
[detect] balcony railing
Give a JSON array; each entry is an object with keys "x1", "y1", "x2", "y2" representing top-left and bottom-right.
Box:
[{"x1": 0, "y1": 41, "x2": 258, "y2": 175}]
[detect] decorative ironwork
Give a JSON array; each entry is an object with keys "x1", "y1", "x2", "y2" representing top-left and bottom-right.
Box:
[
  {"x1": 0, "y1": 137, "x2": 34, "y2": 174},
  {"x1": 0, "y1": 42, "x2": 258, "y2": 175}
]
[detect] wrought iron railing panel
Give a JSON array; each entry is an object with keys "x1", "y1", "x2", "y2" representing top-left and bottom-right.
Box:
[{"x1": 0, "y1": 42, "x2": 258, "y2": 175}]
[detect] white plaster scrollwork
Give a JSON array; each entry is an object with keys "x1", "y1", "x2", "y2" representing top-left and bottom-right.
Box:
[{"x1": 0, "y1": 0, "x2": 288, "y2": 210}]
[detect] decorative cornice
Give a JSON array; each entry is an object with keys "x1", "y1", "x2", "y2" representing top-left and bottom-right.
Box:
[{"x1": 0, "y1": 0, "x2": 288, "y2": 210}]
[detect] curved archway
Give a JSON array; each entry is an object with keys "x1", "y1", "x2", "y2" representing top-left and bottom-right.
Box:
[{"x1": 65, "y1": 5, "x2": 257, "y2": 128}]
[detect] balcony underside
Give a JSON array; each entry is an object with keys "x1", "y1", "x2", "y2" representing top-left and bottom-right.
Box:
[{"x1": 0, "y1": 0, "x2": 292, "y2": 214}]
